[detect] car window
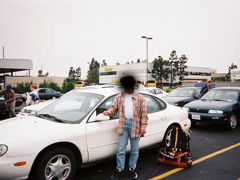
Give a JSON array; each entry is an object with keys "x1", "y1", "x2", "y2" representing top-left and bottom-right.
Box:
[
  {"x1": 46, "y1": 89, "x2": 53, "y2": 93},
  {"x1": 154, "y1": 97, "x2": 167, "y2": 110},
  {"x1": 96, "y1": 95, "x2": 119, "y2": 119},
  {"x1": 202, "y1": 89, "x2": 239, "y2": 102},
  {"x1": 39, "y1": 89, "x2": 46, "y2": 93},
  {"x1": 194, "y1": 89, "x2": 201, "y2": 98},
  {"x1": 142, "y1": 94, "x2": 161, "y2": 114},
  {"x1": 155, "y1": 88, "x2": 163, "y2": 94},
  {"x1": 38, "y1": 93, "x2": 103, "y2": 123},
  {"x1": 149, "y1": 89, "x2": 156, "y2": 94}
]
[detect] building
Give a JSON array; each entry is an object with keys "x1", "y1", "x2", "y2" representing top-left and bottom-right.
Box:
[
  {"x1": 0, "y1": 59, "x2": 33, "y2": 89},
  {"x1": 183, "y1": 66, "x2": 212, "y2": 83},
  {"x1": 5, "y1": 76, "x2": 65, "y2": 88},
  {"x1": 99, "y1": 62, "x2": 212, "y2": 86},
  {"x1": 99, "y1": 62, "x2": 154, "y2": 85},
  {"x1": 231, "y1": 69, "x2": 240, "y2": 82},
  {"x1": 0, "y1": 58, "x2": 65, "y2": 89}
]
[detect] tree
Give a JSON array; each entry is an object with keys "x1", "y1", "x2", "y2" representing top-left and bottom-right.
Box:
[
  {"x1": 38, "y1": 70, "x2": 49, "y2": 77},
  {"x1": 101, "y1": 60, "x2": 107, "y2": 67},
  {"x1": 152, "y1": 56, "x2": 170, "y2": 85},
  {"x1": 169, "y1": 50, "x2": 178, "y2": 87},
  {"x1": 86, "y1": 58, "x2": 100, "y2": 85},
  {"x1": 44, "y1": 72, "x2": 49, "y2": 77},
  {"x1": 178, "y1": 54, "x2": 188, "y2": 80},
  {"x1": 68, "y1": 67, "x2": 75, "y2": 80},
  {"x1": 226, "y1": 63, "x2": 237, "y2": 81},
  {"x1": 38, "y1": 70, "x2": 43, "y2": 77},
  {"x1": 75, "y1": 67, "x2": 81, "y2": 80}
]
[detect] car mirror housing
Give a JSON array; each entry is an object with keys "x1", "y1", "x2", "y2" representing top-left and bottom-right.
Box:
[{"x1": 95, "y1": 113, "x2": 110, "y2": 122}]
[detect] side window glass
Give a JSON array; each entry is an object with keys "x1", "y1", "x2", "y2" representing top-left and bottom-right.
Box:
[
  {"x1": 195, "y1": 89, "x2": 201, "y2": 98},
  {"x1": 96, "y1": 95, "x2": 119, "y2": 119},
  {"x1": 39, "y1": 89, "x2": 46, "y2": 93},
  {"x1": 155, "y1": 97, "x2": 167, "y2": 110},
  {"x1": 143, "y1": 95, "x2": 161, "y2": 114},
  {"x1": 149, "y1": 89, "x2": 156, "y2": 94},
  {"x1": 155, "y1": 89, "x2": 163, "y2": 94}
]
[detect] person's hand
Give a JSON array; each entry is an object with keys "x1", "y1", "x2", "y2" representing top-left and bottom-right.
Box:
[
  {"x1": 140, "y1": 129, "x2": 146, "y2": 137},
  {"x1": 103, "y1": 111, "x2": 110, "y2": 116}
]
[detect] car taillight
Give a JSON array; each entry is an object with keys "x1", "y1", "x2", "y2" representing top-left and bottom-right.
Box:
[{"x1": 4, "y1": 103, "x2": 7, "y2": 109}]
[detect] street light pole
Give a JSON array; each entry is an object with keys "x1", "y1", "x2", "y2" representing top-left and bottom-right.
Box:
[{"x1": 141, "y1": 36, "x2": 152, "y2": 87}]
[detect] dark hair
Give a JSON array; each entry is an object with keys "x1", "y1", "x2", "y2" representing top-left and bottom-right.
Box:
[
  {"x1": 136, "y1": 80, "x2": 141, "y2": 84},
  {"x1": 120, "y1": 75, "x2": 136, "y2": 91}
]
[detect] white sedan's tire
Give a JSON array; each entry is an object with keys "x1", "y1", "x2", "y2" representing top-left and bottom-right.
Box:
[{"x1": 31, "y1": 147, "x2": 77, "y2": 180}]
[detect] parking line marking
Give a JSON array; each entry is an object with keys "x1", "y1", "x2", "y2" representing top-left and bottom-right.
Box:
[{"x1": 150, "y1": 142, "x2": 240, "y2": 180}]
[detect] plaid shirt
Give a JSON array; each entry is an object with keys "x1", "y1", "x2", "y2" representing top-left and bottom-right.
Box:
[{"x1": 107, "y1": 92, "x2": 148, "y2": 138}]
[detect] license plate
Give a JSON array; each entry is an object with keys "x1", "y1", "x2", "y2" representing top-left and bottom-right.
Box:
[{"x1": 192, "y1": 114, "x2": 201, "y2": 120}]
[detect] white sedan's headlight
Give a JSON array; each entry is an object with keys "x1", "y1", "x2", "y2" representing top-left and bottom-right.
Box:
[
  {"x1": 0, "y1": 144, "x2": 8, "y2": 157},
  {"x1": 208, "y1": 110, "x2": 223, "y2": 114}
]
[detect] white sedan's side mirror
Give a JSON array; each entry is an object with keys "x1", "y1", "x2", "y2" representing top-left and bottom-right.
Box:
[{"x1": 94, "y1": 113, "x2": 110, "y2": 122}]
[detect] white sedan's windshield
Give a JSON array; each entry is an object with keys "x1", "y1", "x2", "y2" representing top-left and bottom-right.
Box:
[{"x1": 38, "y1": 93, "x2": 103, "y2": 123}]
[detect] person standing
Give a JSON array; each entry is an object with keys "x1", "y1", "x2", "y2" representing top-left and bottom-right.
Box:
[
  {"x1": 207, "y1": 80, "x2": 212, "y2": 91},
  {"x1": 0, "y1": 84, "x2": 16, "y2": 118},
  {"x1": 103, "y1": 75, "x2": 148, "y2": 180}
]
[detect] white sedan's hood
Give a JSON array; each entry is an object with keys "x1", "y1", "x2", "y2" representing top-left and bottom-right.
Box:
[
  {"x1": 23, "y1": 99, "x2": 56, "y2": 112},
  {"x1": 0, "y1": 116, "x2": 82, "y2": 155}
]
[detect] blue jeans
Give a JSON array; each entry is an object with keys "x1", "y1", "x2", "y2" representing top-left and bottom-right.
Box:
[{"x1": 117, "y1": 119, "x2": 140, "y2": 171}]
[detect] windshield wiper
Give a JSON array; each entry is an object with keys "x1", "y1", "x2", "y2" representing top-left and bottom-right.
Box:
[
  {"x1": 211, "y1": 99, "x2": 224, "y2": 101},
  {"x1": 37, "y1": 113, "x2": 64, "y2": 123}
]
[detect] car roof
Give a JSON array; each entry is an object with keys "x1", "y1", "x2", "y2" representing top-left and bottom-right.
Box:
[
  {"x1": 176, "y1": 87, "x2": 201, "y2": 90},
  {"x1": 213, "y1": 87, "x2": 240, "y2": 91},
  {"x1": 69, "y1": 85, "x2": 154, "y2": 97}
]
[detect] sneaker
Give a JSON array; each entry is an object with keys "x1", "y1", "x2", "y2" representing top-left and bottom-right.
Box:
[
  {"x1": 128, "y1": 168, "x2": 138, "y2": 180},
  {"x1": 110, "y1": 169, "x2": 123, "y2": 180}
]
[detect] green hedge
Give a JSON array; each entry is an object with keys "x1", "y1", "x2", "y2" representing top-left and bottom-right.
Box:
[{"x1": 13, "y1": 82, "x2": 31, "y2": 94}]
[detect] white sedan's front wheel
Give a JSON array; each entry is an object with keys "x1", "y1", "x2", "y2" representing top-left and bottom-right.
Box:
[{"x1": 32, "y1": 147, "x2": 77, "y2": 180}]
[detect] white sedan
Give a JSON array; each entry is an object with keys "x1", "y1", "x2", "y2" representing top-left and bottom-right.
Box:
[
  {"x1": 0, "y1": 87, "x2": 190, "y2": 180},
  {"x1": 146, "y1": 87, "x2": 168, "y2": 98}
]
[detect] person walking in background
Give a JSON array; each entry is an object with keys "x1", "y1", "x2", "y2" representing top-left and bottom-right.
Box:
[
  {"x1": 103, "y1": 75, "x2": 148, "y2": 180},
  {"x1": 30, "y1": 84, "x2": 39, "y2": 103},
  {"x1": 136, "y1": 80, "x2": 146, "y2": 91},
  {"x1": 0, "y1": 84, "x2": 16, "y2": 118}
]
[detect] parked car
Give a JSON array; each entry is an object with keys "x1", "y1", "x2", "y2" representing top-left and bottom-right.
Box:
[
  {"x1": 184, "y1": 87, "x2": 240, "y2": 130},
  {"x1": 146, "y1": 87, "x2": 168, "y2": 98},
  {"x1": 162, "y1": 87, "x2": 204, "y2": 107},
  {"x1": 0, "y1": 86, "x2": 190, "y2": 179},
  {"x1": 37, "y1": 88, "x2": 61, "y2": 100},
  {"x1": 0, "y1": 96, "x2": 8, "y2": 118},
  {"x1": 19, "y1": 85, "x2": 121, "y2": 116}
]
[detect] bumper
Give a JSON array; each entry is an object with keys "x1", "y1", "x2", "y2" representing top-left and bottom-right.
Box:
[
  {"x1": 0, "y1": 110, "x2": 9, "y2": 115},
  {"x1": 188, "y1": 112, "x2": 228, "y2": 123},
  {"x1": 0, "y1": 154, "x2": 36, "y2": 180},
  {"x1": 181, "y1": 118, "x2": 191, "y2": 132}
]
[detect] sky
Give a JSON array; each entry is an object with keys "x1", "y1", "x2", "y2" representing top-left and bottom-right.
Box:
[{"x1": 0, "y1": 0, "x2": 240, "y2": 78}]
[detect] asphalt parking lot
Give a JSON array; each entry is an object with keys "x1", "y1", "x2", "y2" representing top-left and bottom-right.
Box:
[{"x1": 74, "y1": 123, "x2": 240, "y2": 180}]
